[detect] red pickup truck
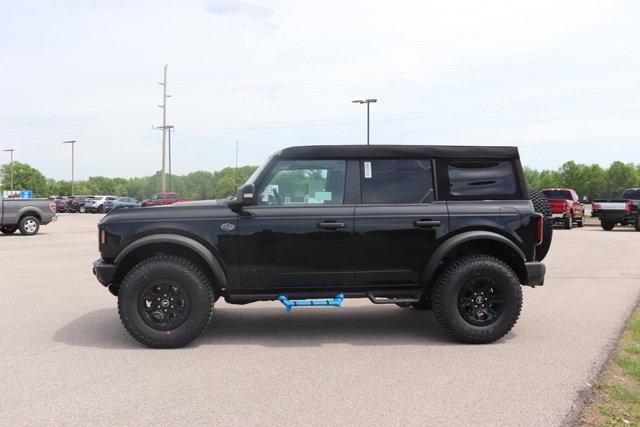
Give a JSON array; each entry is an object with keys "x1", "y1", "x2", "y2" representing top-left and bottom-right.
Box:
[
  {"x1": 141, "y1": 192, "x2": 194, "y2": 207},
  {"x1": 541, "y1": 188, "x2": 585, "y2": 229}
]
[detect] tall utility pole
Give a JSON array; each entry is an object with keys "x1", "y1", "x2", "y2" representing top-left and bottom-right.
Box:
[
  {"x1": 352, "y1": 99, "x2": 377, "y2": 145},
  {"x1": 62, "y1": 140, "x2": 76, "y2": 196},
  {"x1": 158, "y1": 64, "x2": 169, "y2": 194},
  {"x1": 3, "y1": 149, "x2": 15, "y2": 194}
]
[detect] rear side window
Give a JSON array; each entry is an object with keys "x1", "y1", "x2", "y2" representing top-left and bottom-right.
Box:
[
  {"x1": 622, "y1": 189, "x2": 640, "y2": 200},
  {"x1": 447, "y1": 160, "x2": 517, "y2": 198},
  {"x1": 361, "y1": 159, "x2": 433, "y2": 204},
  {"x1": 542, "y1": 190, "x2": 572, "y2": 200}
]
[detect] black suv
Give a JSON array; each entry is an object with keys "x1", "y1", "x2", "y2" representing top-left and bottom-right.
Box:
[{"x1": 93, "y1": 145, "x2": 546, "y2": 348}]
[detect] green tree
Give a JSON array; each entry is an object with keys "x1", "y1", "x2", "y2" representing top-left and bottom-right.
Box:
[
  {"x1": 606, "y1": 162, "x2": 638, "y2": 198},
  {"x1": 0, "y1": 161, "x2": 48, "y2": 197}
]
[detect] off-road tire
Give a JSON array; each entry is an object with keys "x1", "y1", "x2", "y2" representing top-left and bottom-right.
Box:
[
  {"x1": 563, "y1": 215, "x2": 572, "y2": 229},
  {"x1": 118, "y1": 255, "x2": 214, "y2": 348},
  {"x1": 0, "y1": 226, "x2": 18, "y2": 235},
  {"x1": 577, "y1": 217, "x2": 584, "y2": 227},
  {"x1": 529, "y1": 189, "x2": 553, "y2": 261},
  {"x1": 18, "y1": 216, "x2": 40, "y2": 236},
  {"x1": 431, "y1": 255, "x2": 523, "y2": 344},
  {"x1": 601, "y1": 221, "x2": 615, "y2": 231}
]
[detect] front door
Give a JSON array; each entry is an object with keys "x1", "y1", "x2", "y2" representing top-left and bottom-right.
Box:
[
  {"x1": 354, "y1": 159, "x2": 449, "y2": 286},
  {"x1": 237, "y1": 159, "x2": 355, "y2": 289}
]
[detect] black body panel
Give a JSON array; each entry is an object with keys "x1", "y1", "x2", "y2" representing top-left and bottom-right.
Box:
[{"x1": 94, "y1": 144, "x2": 544, "y2": 302}]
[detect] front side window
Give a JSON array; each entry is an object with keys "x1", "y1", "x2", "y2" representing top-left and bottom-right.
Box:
[
  {"x1": 361, "y1": 159, "x2": 433, "y2": 204},
  {"x1": 258, "y1": 159, "x2": 346, "y2": 206},
  {"x1": 448, "y1": 160, "x2": 517, "y2": 198}
]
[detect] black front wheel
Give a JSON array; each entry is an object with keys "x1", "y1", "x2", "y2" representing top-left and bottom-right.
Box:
[
  {"x1": 431, "y1": 255, "x2": 523, "y2": 344},
  {"x1": 118, "y1": 255, "x2": 215, "y2": 348},
  {"x1": 0, "y1": 226, "x2": 18, "y2": 235}
]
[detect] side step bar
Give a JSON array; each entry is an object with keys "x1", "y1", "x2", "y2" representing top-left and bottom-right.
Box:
[
  {"x1": 278, "y1": 293, "x2": 345, "y2": 313},
  {"x1": 366, "y1": 289, "x2": 422, "y2": 305}
]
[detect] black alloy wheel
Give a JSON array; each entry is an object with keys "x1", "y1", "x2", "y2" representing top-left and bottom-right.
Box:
[
  {"x1": 457, "y1": 276, "x2": 503, "y2": 326},
  {"x1": 139, "y1": 281, "x2": 190, "y2": 331}
]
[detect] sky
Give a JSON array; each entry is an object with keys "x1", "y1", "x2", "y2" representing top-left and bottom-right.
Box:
[{"x1": 1, "y1": 0, "x2": 640, "y2": 180}]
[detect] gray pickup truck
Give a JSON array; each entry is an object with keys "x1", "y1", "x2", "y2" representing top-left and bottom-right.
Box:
[{"x1": 0, "y1": 198, "x2": 57, "y2": 235}]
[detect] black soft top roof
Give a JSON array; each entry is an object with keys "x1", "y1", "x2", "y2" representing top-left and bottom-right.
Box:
[{"x1": 277, "y1": 144, "x2": 519, "y2": 160}]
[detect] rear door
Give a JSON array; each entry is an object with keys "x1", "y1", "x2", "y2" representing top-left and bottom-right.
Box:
[{"x1": 354, "y1": 159, "x2": 449, "y2": 286}]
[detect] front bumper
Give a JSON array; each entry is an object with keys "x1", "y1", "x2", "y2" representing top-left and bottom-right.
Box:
[
  {"x1": 93, "y1": 259, "x2": 117, "y2": 287},
  {"x1": 525, "y1": 261, "x2": 545, "y2": 287}
]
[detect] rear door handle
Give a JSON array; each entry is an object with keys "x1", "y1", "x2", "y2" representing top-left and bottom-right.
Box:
[
  {"x1": 317, "y1": 221, "x2": 347, "y2": 230},
  {"x1": 413, "y1": 220, "x2": 441, "y2": 228}
]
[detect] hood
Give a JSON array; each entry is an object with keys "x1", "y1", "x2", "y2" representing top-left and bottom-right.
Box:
[{"x1": 100, "y1": 199, "x2": 233, "y2": 224}]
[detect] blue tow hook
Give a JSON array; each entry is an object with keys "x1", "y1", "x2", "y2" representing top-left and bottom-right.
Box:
[{"x1": 278, "y1": 293, "x2": 345, "y2": 313}]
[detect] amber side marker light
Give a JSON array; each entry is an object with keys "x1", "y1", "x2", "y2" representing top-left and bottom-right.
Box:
[{"x1": 100, "y1": 229, "x2": 107, "y2": 245}]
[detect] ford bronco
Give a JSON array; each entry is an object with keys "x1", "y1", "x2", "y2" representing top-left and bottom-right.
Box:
[{"x1": 93, "y1": 145, "x2": 546, "y2": 348}]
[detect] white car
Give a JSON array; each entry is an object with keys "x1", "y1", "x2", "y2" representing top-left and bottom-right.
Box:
[{"x1": 84, "y1": 195, "x2": 117, "y2": 213}]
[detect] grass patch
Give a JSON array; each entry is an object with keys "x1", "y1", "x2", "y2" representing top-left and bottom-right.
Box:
[{"x1": 581, "y1": 308, "x2": 640, "y2": 425}]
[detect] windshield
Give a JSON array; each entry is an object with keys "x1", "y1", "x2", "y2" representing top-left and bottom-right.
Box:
[
  {"x1": 542, "y1": 190, "x2": 572, "y2": 200},
  {"x1": 622, "y1": 189, "x2": 640, "y2": 200}
]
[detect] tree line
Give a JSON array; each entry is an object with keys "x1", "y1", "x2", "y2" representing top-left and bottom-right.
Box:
[
  {"x1": 0, "y1": 161, "x2": 258, "y2": 200},
  {"x1": 1, "y1": 160, "x2": 639, "y2": 201}
]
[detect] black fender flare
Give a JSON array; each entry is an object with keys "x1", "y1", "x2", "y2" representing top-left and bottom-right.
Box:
[
  {"x1": 114, "y1": 234, "x2": 228, "y2": 289},
  {"x1": 420, "y1": 230, "x2": 526, "y2": 284}
]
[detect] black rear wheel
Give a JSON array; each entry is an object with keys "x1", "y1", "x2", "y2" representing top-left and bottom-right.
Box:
[
  {"x1": 529, "y1": 189, "x2": 553, "y2": 261},
  {"x1": 431, "y1": 254, "x2": 522, "y2": 344},
  {"x1": 19, "y1": 216, "x2": 40, "y2": 235},
  {"x1": 118, "y1": 255, "x2": 215, "y2": 348},
  {"x1": 563, "y1": 215, "x2": 572, "y2": 229},
  {"x1": 601, "y1": 221, "x2": 615, "y2": 231}
]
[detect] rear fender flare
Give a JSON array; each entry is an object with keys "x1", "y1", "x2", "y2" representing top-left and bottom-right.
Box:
[
  {"x1": 420, "y1": 230, "x2": 526, "y2": 284},
  {"x1": 114, "y1": 234, "x2": 228, "y2": 289}
]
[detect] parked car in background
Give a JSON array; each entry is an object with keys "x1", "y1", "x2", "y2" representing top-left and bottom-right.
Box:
[
  {"x1": 141, "y1": 192, "x2": 194, "y2": 207},
  {"x1": 84, "y1": 196, "x2": 117, "y2": 213},
  {"x1": 104, "y1": 197, "x2": 140, "y2": 212},
  {"x1": 0, "y1": 197, "x2": 57, "y2": 235},
  {"x1": 592, "y1": 188, "x2": 640, "y2": 231},
  {"x1": 74, "y1": 195, "x2": 95, "y2": 213},
  {"x1": 541, "y1": 188, "x2": 584, "y2": 229},
  {"x1": 54, "y1": 196, "x2": 69, "y2": 213}
]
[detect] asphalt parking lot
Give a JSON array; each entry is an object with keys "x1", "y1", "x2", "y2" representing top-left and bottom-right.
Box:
[{"x1": 1, "y1": 214, "x2": 639, "y2": 425}]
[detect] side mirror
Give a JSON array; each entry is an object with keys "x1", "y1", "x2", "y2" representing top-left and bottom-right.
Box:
[{"x1": 228, "y1": 183, "x2": 256, "y2": 212}]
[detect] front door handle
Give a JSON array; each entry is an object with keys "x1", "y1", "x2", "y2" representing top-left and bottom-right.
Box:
[
  {"x1": 317, "y1": 221, "x2": 347, "y2": 230},
  {"x1": 413, "y1": 220, "x2": 441, "y2": 228}
]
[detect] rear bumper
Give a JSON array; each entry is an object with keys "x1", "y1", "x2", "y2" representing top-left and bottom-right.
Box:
[
  {"x1": 93, "y1": 259, "x2": 117, "y2": 287},
  {"x1": 525, "y1": 261, "x2": 545, "y2": 287}
]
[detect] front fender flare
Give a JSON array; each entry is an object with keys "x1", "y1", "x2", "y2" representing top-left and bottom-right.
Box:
[
  {"x1": 114, "y1": 234, "x2": 228, "y2": 289},
  {"x1": 420, "y1": 231, "x2": 526, "y2": 284}
]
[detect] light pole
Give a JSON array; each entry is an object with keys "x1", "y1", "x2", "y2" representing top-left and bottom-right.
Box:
[
  {"x1": 3, "y1": 148, "x2": 14, "y2": 194},
  {"x1": 62, "y1": 140, "x2": 76, "y2": 196},
  {"x1": 167, "y1": 125, "x2": 174, "y2": 192},
  {"x1": 352, "y1": 99, "x2": 377, "y2": 145}
]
